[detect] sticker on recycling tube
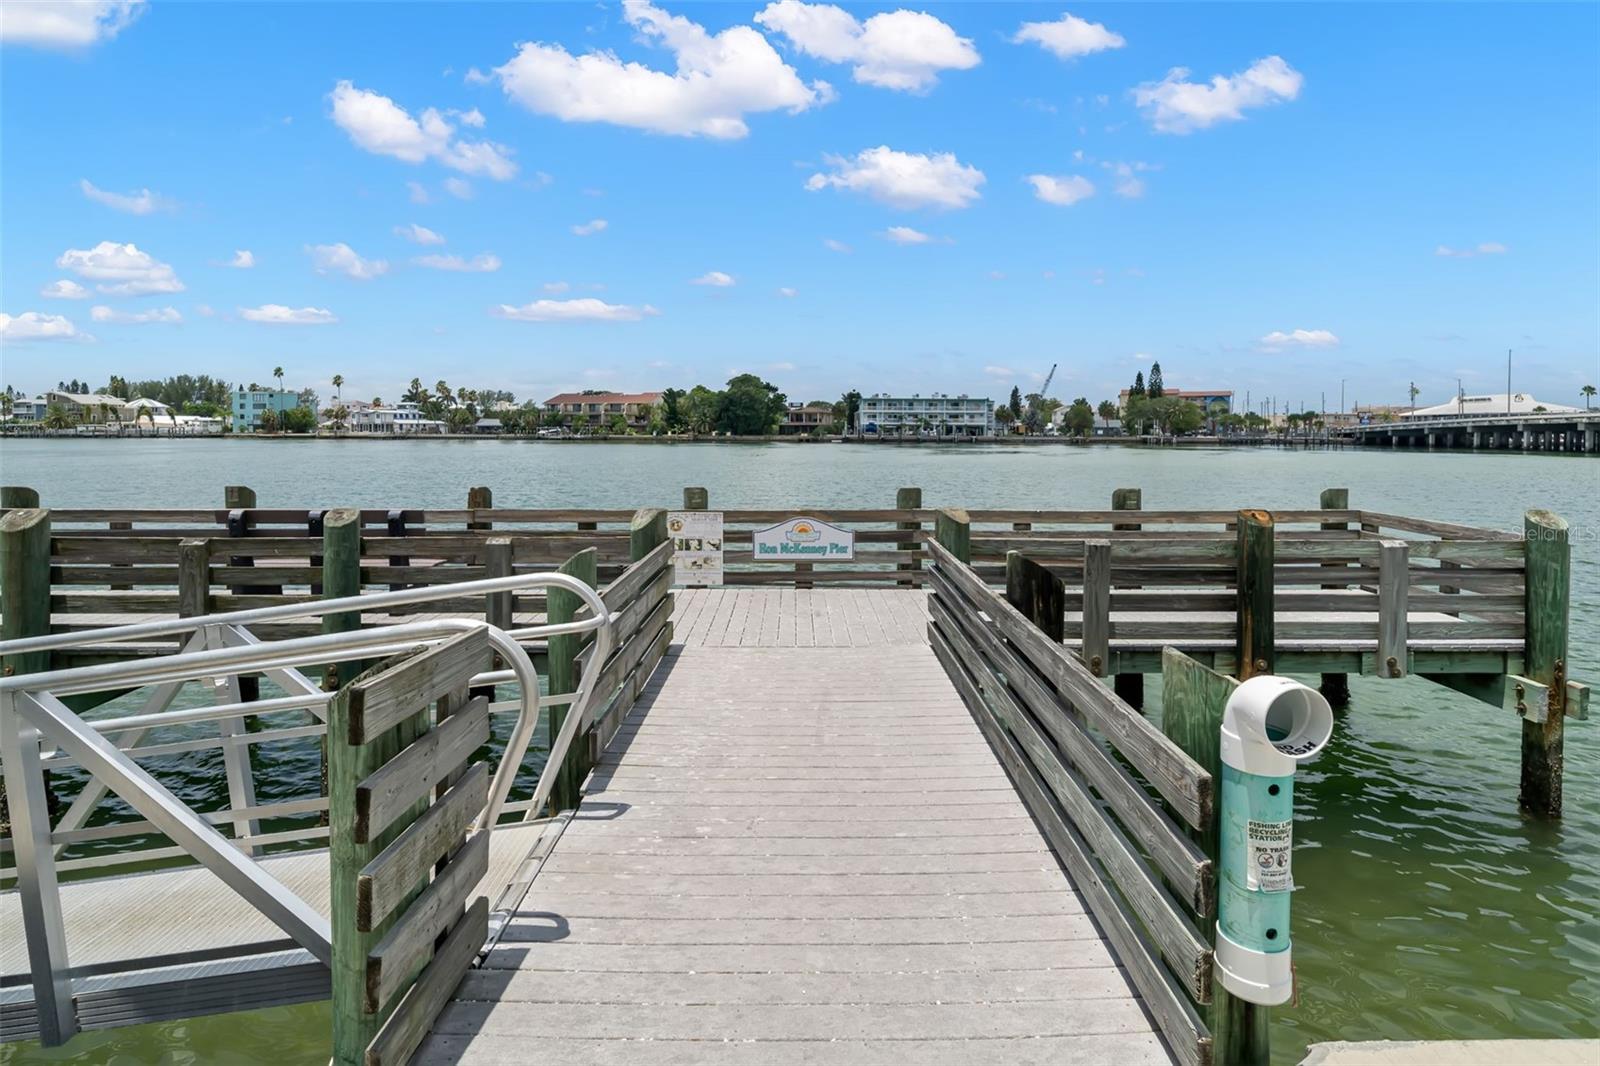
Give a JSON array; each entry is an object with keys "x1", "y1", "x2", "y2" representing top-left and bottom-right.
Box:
[{"x1": 1247, "y1": 819, "x2": 1293, "y2": 892}]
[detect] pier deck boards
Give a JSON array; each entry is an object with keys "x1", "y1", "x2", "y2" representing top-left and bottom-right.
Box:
[{"x1": 418, "y1": 595, "x2": 1173, "y2": 1065}]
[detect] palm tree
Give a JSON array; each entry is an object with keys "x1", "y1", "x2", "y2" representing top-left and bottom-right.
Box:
[
  {"x1": 436, "y1": 380, "x2": 452, "y2": 405},
  {"x1": 1097, "y1": 400, "x2": 1117, "y2": 431},
  {"x1": 42, "y1": 403, "x2": 73, "y2": 431},
  {"x1": 1583, "y1": 384, "x2": 1596, "y2": 410},
  {"x1": 332, "y1": 374, "x2": 344, "y2": 402},
  {"x1": 273, "y1": 366, "x2": 285, "y2": 392}
]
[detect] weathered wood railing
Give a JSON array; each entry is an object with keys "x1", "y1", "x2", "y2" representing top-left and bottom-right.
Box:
[
  {"x1": 328, "y1": 627, "x2": 492, "y2": 1066},
  {"x1": 925, "y1": 537, "x2": 1219, "y2": 1066}
]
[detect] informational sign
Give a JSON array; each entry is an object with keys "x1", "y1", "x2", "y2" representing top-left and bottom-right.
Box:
[
  {"x1": 1246, "y1": 818, "x2": 1293, "y2": 892},
  {"x1": 752, "y1": 516, "x2": 855, "y2": 562},
  {"x1": 667, "y1": 510, "x2": 723, "y2": 586}
]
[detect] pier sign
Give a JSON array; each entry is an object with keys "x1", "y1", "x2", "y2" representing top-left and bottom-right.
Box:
[
  {"x1": 752, "y1": 516, "x2": 855, "y2": 561},
  {"x1": 668, "y1": 510, "x2": 724, "y2": 586}
]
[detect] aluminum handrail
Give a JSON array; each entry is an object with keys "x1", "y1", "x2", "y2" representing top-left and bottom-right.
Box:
[{"x1": 0, "y1": 571, "x2": 605, "y2": 657}]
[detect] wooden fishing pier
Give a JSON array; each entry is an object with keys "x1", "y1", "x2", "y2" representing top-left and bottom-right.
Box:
[{"x1": 0, "y1": 484, "x2": 1585, "y2": 1066}]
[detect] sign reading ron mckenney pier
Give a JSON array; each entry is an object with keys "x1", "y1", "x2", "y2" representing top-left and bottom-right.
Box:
[{"x1": 752, "y1": 516, "x2": 855, "y2": 561}]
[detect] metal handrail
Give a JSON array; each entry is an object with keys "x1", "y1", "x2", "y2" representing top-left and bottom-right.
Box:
[{"x1": 0, "y1": 571, "x2": 604, "y2": 657}]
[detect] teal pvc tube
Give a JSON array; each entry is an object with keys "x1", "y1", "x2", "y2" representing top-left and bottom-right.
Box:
[{"x1": 1218, "y1": 763, "x2": 1294, "y2": 955}]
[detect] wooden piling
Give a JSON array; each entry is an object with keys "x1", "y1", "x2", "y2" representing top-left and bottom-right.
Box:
[
  {"x1": 1, "y1": 487, "x2": 40, "y2": 509},
  {"x1": 1081, "y1": 540, "x2": 1112, "y2": 677},
  {"x1": 630, "y1": 508, "x2": 667, "y2": 563},
  {"x1": 1236, "y1": 510, "x2": 1275, "y2": 680},
  {"x1": 1520, "y1": 510, "x2": 1569, "y2": 817},
  {"x1": 177, "y1": 540, "x2": 212, "y2": 619},
  {"x1": 683, "y1": 487, "x2": 708, "y2": 511},
  {"x1": 223, "y1": 486, "x2": 263, "y2": 702},
  {"x1": 467, "y1": 486, "x2": 493, "y2": 531},
  {"x1": 322, "y1": 509, "x2": 364, "y2": 689},
  {"x1": 483, "y1": 538, "x2": 513, "y2": 631},
  {"x1": 547, "y1": 547, "x2": 598, "y2": 812},
  {"x1": 896, "y1": 487, "x2": 921, "y2": 586},
  {"x1": 934, "y1": 508, "x2": 970, "y2": 564},
  {"x1": 1, "y1": 508, "x2": 52, "y2": 679},
  {"x1": 1318, "y1": 489, "x2": 1351, "y2": 704},
  {"x1": 1112, "y1": 488, "x2": 1144, "y2": 707},
  {"x1": 1005, "y1": 550, "x2": 1064, "y2": 642}
]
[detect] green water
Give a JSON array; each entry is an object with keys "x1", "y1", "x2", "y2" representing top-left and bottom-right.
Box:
[{"x1": 2, "y1": 439, "x2": 1596, "y2": 1065}]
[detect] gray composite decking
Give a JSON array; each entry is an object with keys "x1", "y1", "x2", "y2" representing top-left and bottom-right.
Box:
[{"x1": 419, "y1": 589, "x2": 1173, "y2": 1065}]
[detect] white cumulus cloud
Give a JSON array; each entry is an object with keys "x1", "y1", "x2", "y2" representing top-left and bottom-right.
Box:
[
  {"x1": 395, "y1": 223, "x2": 446, "y2": 245},
  {"x1": 1435, "y1": 242, "x2": 1508, "y2": 258},
  {"x1": 0, "y1": 1, "x2": 144, "y2": 49},
  {"x1": 1012, "y1": 12, "x2": 1124, "y2": 60},
  {"x1": 807, "y1": 145, "x2": 984, "y2": 210},
  {"x1": 240, "y1": 305, "x2": 338, "y2": 325},
  {"x1": 307, "y1": 243, "x2": 389, "y2": 280},
  {"x1": 1134, "y1": 56, "x2": 1303, "y2": 134},
  {"x1": 413, "y1": 253, "x2": 501, "y2": 272},
  {"x1": 1102, "y1": 160, "x2": 1155, "y2": 199},
  {"x1": 329, "y1": 80, "x2": 517, "y2": 179},
  {"x1": 40, "y1": 279, "x2": 89, "y2": 300},
  {"x1": 407, "y1": 181, "x2": 431, "y2": 204},
  {"x1": 1260, "y1": 328, "x2": 1340, "y2": 350},
  {"x1": 90, "y1": 305, "x2": 182, "y2": 324},
  {"x1": 691, "y1": 270, "x2": 736, "y2": 286},
  {"x1": 776, "y1": 286, "x2": 798, "y2": 297},
  {"x1": 881, "y1": 225, "x2": 937, "y2": 245},
  {"x1": 228, "y1": 250, "x2": 256, "y2": 268},
  {"x1": 0, "y1": 311, "x2": 87, "y2": 342},
  {"x1": 443, "y1": 177, "x2": 473, "y2": 199},
  {"x1": 543, "y1": 281, "x2": 571, "y2": 293},
  {"x1": 754, "y1": 1, "x2": 979, "y2": 92},
  {"x1": 823, "y1": 238, "x2": 852, "y2": 253},
  {"x1": 56, "y1": 241, "x2": 184, "y2": 295},
  {"x1": 491, "y1": 298, "x2": 660, "y2": 322},
  {"x1": 571, "y1": 218, "x2": 608, "y2": 236},
  {"x1": 493, "y1": 0, "x2": 831, "y2": 140},
  {"x1": 79, "y1": 178, "x2": 173, "y2": 215},
  {"x1": 1027, "y1": 173, "x2": 1095, "y2": 206}
]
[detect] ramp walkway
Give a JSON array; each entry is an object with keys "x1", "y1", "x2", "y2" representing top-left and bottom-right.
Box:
[{"x1": 418, "y1": 591, "x2": 1172, "y2": 1065}]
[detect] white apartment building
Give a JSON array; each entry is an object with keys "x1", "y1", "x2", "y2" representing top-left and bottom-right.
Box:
[{"x1": 857, "y1": 393, "x2": 996, "y2": 438}]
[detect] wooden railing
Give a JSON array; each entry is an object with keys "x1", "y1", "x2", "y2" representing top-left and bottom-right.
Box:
[
  {"x1": 925, "y1": 537, "x2": 1218, "y2": 1066},
  {"x1": 328, "y1": 627, "x2": 493, "y2": 1066}
]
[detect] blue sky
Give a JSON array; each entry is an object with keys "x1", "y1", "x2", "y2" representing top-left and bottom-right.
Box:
[{"x1": 2, "y1": 1, "x2": 1596, "y2": 412}]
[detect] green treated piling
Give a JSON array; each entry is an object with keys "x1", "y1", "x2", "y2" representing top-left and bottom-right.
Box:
[
  {"x1": 321, "y1": 509, "x2": 364, "y2": 688},
  {"x1": 1, "y1": 487, "x2": 40, "y2": 509},
  {"x1": 631, "y1": 508, "x2": 667, "y2": 562},
  {"x1": 1319, "y1": 489, "x2": 1351, "y2": 705},
  {"x1": 467, "y1": 486, "x2": 493, "y2": 531},
  {"x1": 934, "y1": 508, "x2": 970, "y2": 564},
  {"x1": 1111, "y1": 488, "x2": 1144, "y2": 708},
  {"x1": 547, "y1": 547, "x2": 598, "y2": 811},
  {"x1": 896, "y1": 487, "x2": 922, "y2": 586},
  {"x1": 1005, "y1": 550, "x2": 1064, "y2": 642},
  {"x1": 1520, "y1": 510, "x2": 1570, "y2": 817}
]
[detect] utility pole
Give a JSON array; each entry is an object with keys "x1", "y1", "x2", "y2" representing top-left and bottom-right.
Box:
[{"x1": 1507, "y1": 349, "x2": 1512, "y2": 413}]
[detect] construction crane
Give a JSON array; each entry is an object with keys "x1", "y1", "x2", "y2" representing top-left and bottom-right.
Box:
[{"x1": 1023, "y1": 362, "x2": 1058, "y2": 433}]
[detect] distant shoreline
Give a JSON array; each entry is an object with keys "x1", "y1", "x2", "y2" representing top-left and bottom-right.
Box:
[{"x1": 0, "y1": 431, "x2": 1340, "y2": 448}]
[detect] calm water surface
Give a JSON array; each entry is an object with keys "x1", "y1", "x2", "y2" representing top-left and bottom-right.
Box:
[{"x1": 3, "y1": 439, "x2": 1596, "y2": 1065}]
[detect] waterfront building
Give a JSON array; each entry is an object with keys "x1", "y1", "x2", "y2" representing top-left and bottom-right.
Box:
[
  {"x1": 6, "y1": 396, "x2": 49, "y2": 423},
  {"x1": 543, "y1": 391, "x2": 663, "y2": 430},
  {"x1": 231, "y1": 387, "x2": 303, "y2": 431},
  {"x1": 857, "y1": 393, "x2": 995, "y2": 437},
  {"x1": 780, "y1": 402, "x2": 836, "y2": 435},
  {"x1": 1400, "y1": 393, "x2": 1582, "y2": 421},
  {"x1": 1116, "y1": 387, "x2": 1233, "y2": 413},
  {"x1": 45, "y1": 391, "x2": 127, "y2": 424},
  {"x1": 122, "y1": 398, "x2": 174, "y2": 424},
  {"x1": 344, "y1": 401, "x2": 445, "y2": 434}
]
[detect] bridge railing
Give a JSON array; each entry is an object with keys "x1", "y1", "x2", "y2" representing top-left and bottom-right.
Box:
[{"x1": 925, "y1": 536, "x2": 1218, "y2": 1066}]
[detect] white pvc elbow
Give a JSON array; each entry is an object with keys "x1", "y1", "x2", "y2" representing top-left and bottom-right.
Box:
[{"x1": 1220, "y1": 675, "x2": 1335, "y2": 776}]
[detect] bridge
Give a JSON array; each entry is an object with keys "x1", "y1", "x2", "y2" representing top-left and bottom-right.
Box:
[
  {"x1": 0, "y1": 486, "x2": 1585, "y2": 1066},
  {"x1": 1348, "y1": 409, "x2": 1600, "y2": 452}
]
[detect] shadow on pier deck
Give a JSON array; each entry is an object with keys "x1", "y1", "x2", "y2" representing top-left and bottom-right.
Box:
[{"x1": 419, "y1": 592, "x2": 1173, "y2": 1065}]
